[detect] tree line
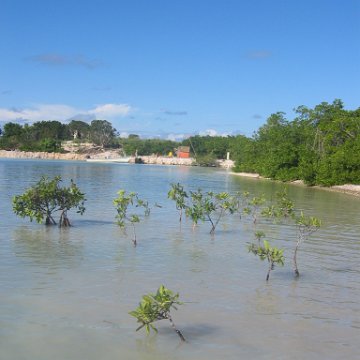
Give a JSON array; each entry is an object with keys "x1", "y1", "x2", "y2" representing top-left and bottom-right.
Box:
[
  {"x1": 232, "y1": 99, "x2": 360, "y2": 186},
  {"x1": 1, "y1": 99, "x2": 359, "y2": 185},
  {"x1": 0, "y1": 119, "x2": 117, "y2": 152},
  {"x1": 183, "y1": 99, "x2": 360, "y2": 185}
]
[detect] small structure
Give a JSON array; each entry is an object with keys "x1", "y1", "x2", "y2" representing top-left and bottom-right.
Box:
[{"x1": 176, "y1": 146, "x2": 190, "y2": 158}]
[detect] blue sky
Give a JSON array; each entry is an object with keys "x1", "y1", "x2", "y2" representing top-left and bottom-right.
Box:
[{"x1": 0, "y1": 0, "x2": 359, "y2": 139}]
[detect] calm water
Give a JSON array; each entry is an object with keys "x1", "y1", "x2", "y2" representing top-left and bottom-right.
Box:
[{"x1": 0, "y1": 159, "x2": 359, "y2": 359}]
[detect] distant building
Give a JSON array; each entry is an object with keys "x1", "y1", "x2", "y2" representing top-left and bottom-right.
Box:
[{"x1": 176, "y1": 146, "x2": 190, "y2": 158}]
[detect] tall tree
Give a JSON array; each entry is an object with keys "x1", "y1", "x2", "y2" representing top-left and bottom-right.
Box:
[
  {"x1": 3, "y1": 122, "x2": 23, "y2": 138},
  {"x1": 90, "y1": 120, "x2": 116, "y2": 148},
  {"x1": 67, "y1": 120, "x2": 91, "y2": 140}
]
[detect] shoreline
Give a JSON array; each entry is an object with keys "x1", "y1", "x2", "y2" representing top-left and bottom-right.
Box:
[
  {"x1": 1, "y1": 150, "x2": 359, "y2": 197},
  {"x1": 0, "y1": 149, "x2": 87, "y2": 161},
  {"x1": 0, "y1": 149, "x2": 195, "y2": 166},
  {"x1": 229, "y1": 171, "x2": 360, "y2": 197}
]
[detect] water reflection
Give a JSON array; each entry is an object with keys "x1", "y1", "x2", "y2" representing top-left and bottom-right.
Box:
[
  {"x1": 12, "y1": 227, "x2": 84, "y2": 269},
  {"x1": 1, "y1": 160, "x2": 360, "y2": 359}
]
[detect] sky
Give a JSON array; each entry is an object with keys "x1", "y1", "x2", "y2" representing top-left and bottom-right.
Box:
[{"x1": 0, "y1": 0, "x2": 359, "y2": 139}]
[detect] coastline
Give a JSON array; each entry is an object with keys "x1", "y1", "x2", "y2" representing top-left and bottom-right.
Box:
[
  {"x1": 229, "y1": 171, "x2": 360, "y2": 197},
  {"x1": 1, "y1": 150, "x2": 359, "y2": 197},
  {"x1": 0, "y1": 150, "x2": 195, "y2": 166},
  {"x1": 0, "y1": 149, "x2": 87, "y2": 161}
]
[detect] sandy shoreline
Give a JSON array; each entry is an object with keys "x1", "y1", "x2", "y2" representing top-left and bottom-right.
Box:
[{"x1": 229, "y1": 171, "x2": 360, "y2": 197}]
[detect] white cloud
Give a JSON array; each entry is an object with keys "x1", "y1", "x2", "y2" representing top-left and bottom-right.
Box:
[
  {"x1": 198, "y1": 129, "x2": 230, "y2": 137},
  {"x1": 166, "y1": 133, "x2": 188, "y2": 142},
  {"x1": 91, "y1": 104, "x2": 131, "y2": 118},
  {"x1": 0, "y1": 104, "x2": 76, "y2": 122},
  {"x1": 199, "y1": 129, "x2": 217, "y2": 136},
  {"x1": 0, "y1": 103, "x2": 132, "y2": 123},
  {"x1": 119, "y1": 132, "x2": 129, "y2": 138}
]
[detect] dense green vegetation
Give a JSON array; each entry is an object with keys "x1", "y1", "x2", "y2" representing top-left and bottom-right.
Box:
[
  {"x1": 232, "y1": 99, "x2": 360, "y2": 186},
  {"x1": 0, "y1": 119, "x2": 117, "y2": 152},
  {"x1": 12, "y1": 175, "x2": 86, "y2": 226},
  {"x1": 1, "y1": 99, "x2": 359, "y2": 185},
  {"x1": 184, "y1": 100, "x2": 360, "y2": 186},
  {"x1": 120, "y1": 136, "x2": 178, "y2": 156}
]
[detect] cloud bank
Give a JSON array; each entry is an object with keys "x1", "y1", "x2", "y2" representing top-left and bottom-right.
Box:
[
  {"x1": 0, "y1": 103, "x2": 132, "y2": 123},
  {"x1": 199, "y1": 129, "x2": 230, "y2": 137}
]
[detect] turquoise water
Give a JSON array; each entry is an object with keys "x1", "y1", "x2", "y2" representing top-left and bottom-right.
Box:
[{"x1": 0, "y1": 159, "x2": 359, "y2": 359}]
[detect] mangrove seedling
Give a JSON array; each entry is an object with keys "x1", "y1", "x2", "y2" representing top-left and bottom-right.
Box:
[
  {"x1": 254, "y1": 230, "x2": 266, "y2": 245},
  {"x1": 261, "y1": 189, "x2": 321, "y2": 277},
  {"x1": 242, "y1": 193, "x2": 266, "y2": 224},
  {"x1": 113, "y1": 190, "x2": 150, "y2": 246},
  {"x1": 12, "y1": 175, "x2": 86, "y2": 226},
  {"x1": 185, "y1": 189, "x2": 238, "y2": 234},
  {"x1": 129, "y1": 285, "x2": 186, "y2": 342},
  {"x1": 248, "y1": 240, "x2": 285, "y2": 281},
  {"x1": 168, "y1": 183, "x2": 188, "y2": 222},
  {"x1": 293, "y1": 212, "x2": 321, "y2": 277},
  {"x1": 185, "y1": 188, "x2": 206, "y2": 229},
  {"x1": 261, "y1": 188, "x2": 295, "y2": 221}
]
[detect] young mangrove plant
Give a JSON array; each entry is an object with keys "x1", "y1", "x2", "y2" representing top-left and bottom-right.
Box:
[
  {"x1": 113, "y1": 190, "x2": 150, "y2": 246},
  {"x1": 262, "y1": 188, "x2": 321, "y2": 277},
  {"x1": 129, "y1": 285, "x2": 186, "y2": 342},
  {"x1": 242, "y1": 193, "x2": 266, "y2": 224},
  {"x1": 12, "y1": 175, "x2": 86, "y2": 226},
  {"x1": 167, "y1": 183, "x2": 188, "y2": 223},
  {"x1": 293, "y1": 212, "x2": 321, "y2": 277},
  {"x1": 261, "y1": 188, "x2": 295, "y2": 221},
  {"x1": 185, "y1": 189, "x2": 239, "y2": 234},
  {"x1": 254, "y1": 230, "x2": 266, "y2": 245},
  {"x1": 248, "y1": 240, "x2": 285, "y2": 281}
]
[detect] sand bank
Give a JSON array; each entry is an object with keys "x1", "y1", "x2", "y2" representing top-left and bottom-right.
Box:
[{"x1": 230, "y1": 171, "x2": 360, "y2": 197}]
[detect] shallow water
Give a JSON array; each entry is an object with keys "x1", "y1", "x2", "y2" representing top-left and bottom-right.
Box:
[{"x1": 0, "y1": 159, "x2": 359, "y2": 359}]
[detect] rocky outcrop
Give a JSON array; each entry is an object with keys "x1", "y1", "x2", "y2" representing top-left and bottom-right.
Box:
[
  {"x1": 0, "y1": 150, "x2": 234, "y2": 170},
  {"x1": 0, "y1": 150, "x2": 87, "y2": 161},
  {"x1": 131, "y1": 155, "x2": 194, "y2": 166},
  {"x1": 0, "y1": 150, "x2": 194, "y2": 165}
]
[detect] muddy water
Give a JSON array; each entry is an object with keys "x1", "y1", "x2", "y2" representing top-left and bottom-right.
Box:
[{"x1": 0, "y1": 159, "x2": 359, "y2": 359}]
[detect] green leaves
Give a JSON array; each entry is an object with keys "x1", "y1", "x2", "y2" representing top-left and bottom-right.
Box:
[
  {"x1": 248, "y1": 239, "x2": 285, "y2": 281},
  {"x1": 168, "y1": 183, "x2": 188, "y2": 222},
  {"x1": 296, "y1": 211, "x2": 321, "y2": 229},
  {"x1": 12, "y1": 175, "x2": 86, "y2": 226},
  {"x1": 232, "y1": 99, "x2": 360, "y2": 186},
  {"x1": 179, "y1": 187, "x2": 240, "y2": 234},
  {"x1": 129, "y1": 285, "x2": 185, "y2": 341},
  {"x1": 262, "y1": 188, "x2": 294, "y2": 221},
  {"x1": 246, "y1": 187, "x2": 321, "y2": 279},
  {"x1": 90, "y1": 119, "x2": 116, "y2": 148},
  {"x1": 113, "y1": 190, "x2": 150, "y2": 246},
  {"x1": 248, "y1": 240, "x2": 284, "y2": 265}
]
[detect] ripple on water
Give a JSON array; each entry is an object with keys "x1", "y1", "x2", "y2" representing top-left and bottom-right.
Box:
[{"x1": 1, "y1": 160, "x2": 360, "y2": 360}]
